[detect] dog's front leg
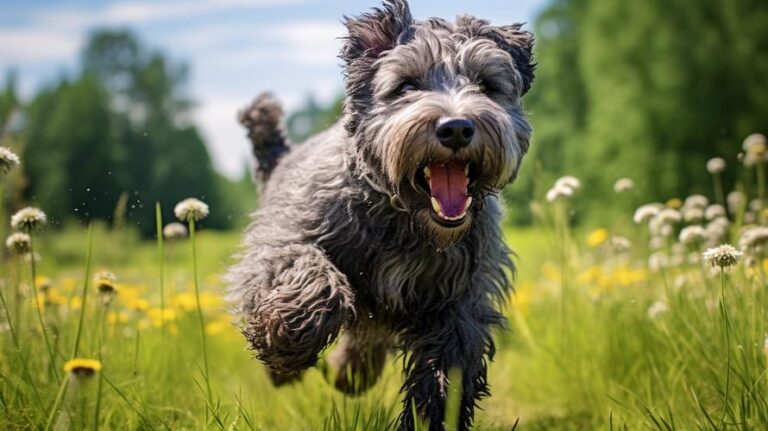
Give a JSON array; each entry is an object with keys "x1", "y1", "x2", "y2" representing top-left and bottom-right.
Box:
[
  {"x1": 397, "y1": 303, "x2": 498, "y2": 431},
  {"x1": 231, "y1": 243, "x2": 355, "y2": 384}
]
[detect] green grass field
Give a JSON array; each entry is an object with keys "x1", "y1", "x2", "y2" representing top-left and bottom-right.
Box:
[{"x1": 3, "y1": 175, "x2": 768, "y2": 429}]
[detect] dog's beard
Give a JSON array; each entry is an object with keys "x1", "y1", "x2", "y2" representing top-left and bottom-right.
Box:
[{"x1": 359, "y1": 90, "x2": 524, "y2": 249}]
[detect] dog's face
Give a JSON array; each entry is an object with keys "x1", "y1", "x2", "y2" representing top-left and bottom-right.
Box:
[{"x1": 341, "y1": 0, "x2": 535, "y2": 249}]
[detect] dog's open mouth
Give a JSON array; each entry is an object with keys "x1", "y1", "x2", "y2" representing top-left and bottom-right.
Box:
[{"x1": 416, "y1": 160, "x2": 474, "y2": 226}]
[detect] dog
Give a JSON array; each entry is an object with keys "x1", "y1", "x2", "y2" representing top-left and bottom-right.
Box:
[{"x1": 227, "y1": 1, "x2": 534, "y2": 429}]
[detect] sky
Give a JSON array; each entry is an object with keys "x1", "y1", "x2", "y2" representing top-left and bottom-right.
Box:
[{"x1": 0, "y1": 0, "x2": 547, "y2": 178}]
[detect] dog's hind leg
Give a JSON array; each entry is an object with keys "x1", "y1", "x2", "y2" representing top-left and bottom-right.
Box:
[
  {"x1": 230, "y1": 243, "x2": 355, "y2": 385},
  {"x1": 326, "y1": 324, "x2": 391, "y2": 395}
]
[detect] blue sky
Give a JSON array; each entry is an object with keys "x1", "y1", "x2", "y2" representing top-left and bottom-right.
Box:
[{"x1": 1, "y1": 0, "x2": 547, "y2": 178}]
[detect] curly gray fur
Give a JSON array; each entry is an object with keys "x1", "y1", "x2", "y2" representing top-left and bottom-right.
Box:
[
  {"x1": 227, "y1": 1, "x2": 534, "y2": 429},
  {"x1": 239, "y1": 93, "x2": 290, "y2": 182}
]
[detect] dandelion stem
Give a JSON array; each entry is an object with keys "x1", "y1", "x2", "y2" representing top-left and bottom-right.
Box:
[
  {"x1": 189, "y1": 219, "x2": 213, "y2": 409},
  {"x1": 713, "y1": 173, "x2": 725, "y2": 208},
  {"x1": 155, "y1": 203, "x2": 165, "y2": 343},
  {"x1": 758, "y1": 163, "x2": 766, "y2": 203},
  {"x1": 71, "y1": 224, "x2": 94, "y2": 358},
  {"x1": 719, "y1": 268, "x2": 732, "y2": 428},
  {"x1": 94, "y1": 301, "x2": 107, "y2": 431},
  {"x1": 43, "y1": 375, "x2": 69, "y2": 431},
  {"x1": 28, "y1": 232, "x2": 57, "y2": 379}
]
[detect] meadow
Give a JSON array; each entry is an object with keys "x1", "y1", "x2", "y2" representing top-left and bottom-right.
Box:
[{"x1": 2, "y1": 139, "x2": 768, "y2": 431}]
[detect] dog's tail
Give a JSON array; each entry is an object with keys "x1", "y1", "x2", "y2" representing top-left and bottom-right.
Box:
[{"x1": 238, "y1": 93, "x2": 290, "y2": 183}]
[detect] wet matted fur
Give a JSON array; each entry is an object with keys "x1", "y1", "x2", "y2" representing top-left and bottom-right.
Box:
[{"x1": 227, "y1": 1, "x2": 535, "y2": 429}]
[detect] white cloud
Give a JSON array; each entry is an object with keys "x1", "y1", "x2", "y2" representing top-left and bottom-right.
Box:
[{"x1": 0, "y1": 28, "x2": 82, "y2": 62}]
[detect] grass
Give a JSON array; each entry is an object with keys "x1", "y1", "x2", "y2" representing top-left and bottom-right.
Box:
[{"x1": 2, "y1": 186, "x2": 768, "y2": 429}]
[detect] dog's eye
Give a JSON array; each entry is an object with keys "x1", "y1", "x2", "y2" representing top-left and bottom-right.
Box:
[
  {"x1": 478, "y1": 79, "x2": 493, "y2": 95},
  {"x1": 396, "y1": 81, "x2": 419, "y2": 95}
]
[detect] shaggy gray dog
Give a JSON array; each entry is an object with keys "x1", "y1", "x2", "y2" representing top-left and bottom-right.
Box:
[{"x1": 228, "y1": 1, "x2": 534, "y2": 429}]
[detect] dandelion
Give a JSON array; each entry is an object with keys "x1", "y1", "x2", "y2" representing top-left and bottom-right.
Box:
[
  {"x1": 587, "y1": 228, "x2": 609, "y2": 247},
  {"x1": 608, "y1": 236, "x2": 631, "y2": 253},
  {"x1": 679, "y1": 225, "x2": 707, "y2": 245},
  {"x1": 545, "y1": 185, "x2": 573, "y2": 202},
  {"x1": 162, "y1": 222, "x2": 188, "y2": 239},
  {"x1": 704, "y1": 204, "x2": 726, "y2": 221},
  {"x1": 613, "y1": 178, "x2": 634, "y2": 193},
  {"x1": 10, "y1": 207, "x2": 47, "y2": 231},
  {"x1": 738, "y1": 226, "x2": 768, "y2": 253},
  {"x1": 743, "y1": 133, "x2": 767, "y2": 154},
  {"x1": 682, "y1": 207, "x2": 704, "y2": 223},
  {"x1": 727, "y1": 191, "x2": 745, "y2": 214},
  {"x1": 64, "y1": 358, "x2": 102, "y2": 377},
  {"x1": 683, "y1": 195, "x2": 709, "y2": 209},
  {"x1": 647, "y1": 301, "x2": 669, "y2": 319},
  {"x1": 648, "y1": 252, "x2": 669, "y2": 272},
  {"x1": 94, "y1": 271, "x2": 117, "y2": 295},
  {"x1": 554, "y1": 175, "x2": 580, "y2": 191},
  {"x1": 666, "y1": 198, "x2": 683, "y2": 209},
  {"x1": 702, "y1": 244, "x2": 741, "y2": 269},
  {"x1": 656, "y1": 208, "x2": 682, "y2": 224},
  {"x1": 0, "y1": 146, "x2": 20, "y2": 175},
  {"x1": 706, "y1": 157, "x2": 726, "y2": 174},
  {"x1": 5, "y1": 232, "x2": 31, "y2": 254},
  {"x1": 174, "y1": 198, "x2": 209, "y2": 222},
  {"x1": 633, "y1": 203, "x2": 662, "y2": 224}
]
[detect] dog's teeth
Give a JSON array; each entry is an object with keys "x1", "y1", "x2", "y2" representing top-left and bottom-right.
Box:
[
  {"x1": 464, "y1": 197, "x2": 472, "y2": 211},
  {"x1": 430, "y1": 197, "x2": 442, "y2": 214},
  {"x1": 423, "y1": 166, "x2": 431, "y2": 178}
]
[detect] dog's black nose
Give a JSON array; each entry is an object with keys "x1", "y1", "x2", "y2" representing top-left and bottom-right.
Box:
[{"x1": 435, "y1": 118, "x2": 474, "y2": 150}]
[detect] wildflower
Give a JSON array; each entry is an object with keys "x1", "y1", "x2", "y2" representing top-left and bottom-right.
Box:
[
  {"x1": 738, "y1": 226, "x2": 768, "y2": 252},
  {"x1": 554, "y1": 176, "x2": 580, "y2": 191},
  {"x1": 633, "y1": 203, "x2": 662, "y2": 224},
  {"x1": 94, "y1": 271, "x2": 118, "y2": 299},
  {"x1": 666, "y1": 198, "x2": 683, "y2": 209},
  {"x1": 587, "y1": 228, "x2": 609, "y2": 247},
  {"x1": 608, "y1": 236, "x2": 631, "y2": 253},
  {"x1": 743, "y1": 133, "x2": 767, "y2": 153},
  {"x1": 684, "y1": 195, "x2": 709, "y2": 209},
  {"x1": 702, "y1": 244, "x2": 741, "y2": 269},
  {"x1": 22, "y1": 252, "x2": 41, "y2": 264},
  {"x1": 648, "y1": 252, "x2": 669, "y2": 272},
  {"x1": 656, "y1": 208, "x2": 682, "y2": 224},
  {"x1": 36, "y1": 276, "x2": 52, "y2": 293},
  {"x1": 545, "y1": 185, "x2": 573, "y2": 202},
  {"x1": 706, "y1": 157, "x2": 726, "y2": 174},
  {"x1": 682, "y1": 207, "x2": 704, "y2": 223},
  {"x1": 0, "y1": 146, "x2": 20, "y2": 175},
  {"x1": 162, "y1": 222, "x2": 188, "y2": 239},
  {"x1": 679, "y1": 225, "x2": 707, "y2": 245},
  {"x1": 704, "y1": 204, "x2": 726, "y2": 220},
  {"x1": 727, "y1": 191, "x2": 745, "y2": 214},
  {"x1": 64, "y1": 358, "x2": 102, "y2": 378},
  {"x1": 10, "y1": 207, "x2": 46, "y2": 231},
  {"x1": 613, "y1": 178, "x2": 634, "y2": 193},
  {"x1": 174, "y1": 198, "x2": 209, "y2": 222},
  {"x1": 647, "y1": 301, "x2": 669, "y2": 319},
  {"x1": 5, "y1": 232, "x2": 31, "y2": 254}
]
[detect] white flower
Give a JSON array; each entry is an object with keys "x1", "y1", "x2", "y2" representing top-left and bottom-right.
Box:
[
  {"x1": 648, "y1": 252, "x2": 669, "y2": 272},
  {"x1": 749, "y1": 199, "x2": 763, "y2": 212},
  {"x1": 738, "y1": 226, "x2": 768, "y2": 252},
  {"x1": 702, "y1": 244, "x2": 741, "y2": 269},
  {"x1": 163, "y1": 222, "x2": 188, "y2": 239},
  {"x1": 633, "y1": 203, "x2": 663, "y2": 224},
  {"x1": 613, "y1": 178, "x2": 634, "y2": 193},
  {"x1": 5, "y1": 232, "x2": 31, "y2": 254},
  {"x1": 679, "y1": 225, "x2": 707, "y2": 245},
  {"x1": 608, "y1": 236, "x2": 631, "y2": 253},
  {"x1": 647, "y1": 301, "x2": 669, "y2": 319},
  {"x1": 704, "y1": 204, "x2": 726, "y2": 221},
  {"x1": 0, "y1": 147, "x2": 20, "y2": 175},
  {"x1": 706, "y1": 157, "x2": 726, "y2": 174},
  {"x1": 683, "y1": 195, "x2": 709, "y2": 210},
  {"x1": 683, "y1": 208, "x2": 704, "y2": 223},
  {"x1": 554, "y1": 176, "x2": 580, "y2": 191},
  {"x1": 656, "y1": 208, "x2": 682, "y2": 224},
  {"x1": 743, "y1": 133, "x2": 767, "y2": 152},
  {"x1": 10, "y1": 207, "x2": 47, "y2": 231},
  {"x1": 174, "y1": 198, "x2": 209, "y2": 222},
  {"x1": 546, "y1": 185, "x2": 573, "y2": 202},
  {"x1": 727, "y1": 191, "x2": 744, "y2": 214}
]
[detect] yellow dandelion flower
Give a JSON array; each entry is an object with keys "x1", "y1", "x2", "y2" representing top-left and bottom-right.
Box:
[
  {"x1": 586, "y1": 228, "x2": 609, "y2": 247},
  {"x1": 36, "y1": 276, "x2": 52, "y2": 292},
  {"x1": 107, "y1": 311, "x2": 130, "y2": 325},
  {"x1": 665, "y1": 198, "x2": 683, "y2": 209},
  {"x1": 64, "y1": 358, "x2": 102, "y2": 377},
  {"x1": 127, "y1": 298, "x2": 150, "y2": 312},
  {"x1": 576, "y1": 266, "x2": 603, "y2": 285}
]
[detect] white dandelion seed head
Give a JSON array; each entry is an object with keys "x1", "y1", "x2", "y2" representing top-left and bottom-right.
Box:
[
  {"x1": 649, "y1": 236, "x2": 666, "y2": 250},
  {"x1": 0, "y1": 147, "x2": 20, "y2": 175},
  {"x1": 174, "y1": 198, "x2": 209, "y2": 222},
  {"x1": 648, "y1": 252, "x2": 670, "y2": 272},
  {"x1": 22, "y1": 252, "x2": 42, "y2": 264},
  {"x1": 656, "y1": 208, "x2": 682, "y2": 224},
  {"x1": 706, "y1": 157, "x2": 726, "y2": 174},
  {"x1": 613, "y1": 178, "x2": 635, "y2": 193},
  {"x1": 162, "y1": 222, "x2": 188, "y2": 239},
  {"x1": 727, "y1": 191, "x2": 744, "y2": 213},
  {"x1": 633, "y1": 203, "x2": 663, "y2": 224},
  {"x1": 749, "y1": 199, "x2": 764, "y2": 212},
  {"x1": 704, "y1": 204, "x2": 726, "y2": 221},
  {"x1": 744, "y1": 212, "x2": 757, "y2": 224},
  {"x1": 5, "y1": 232, "x2": 31, "y2": 254},
  {"x1": 647, "y1": 301, "x2": 670, "y2": 319},
  {"x1": 608, "y1": 236, "x2": 631, "y2": 253},
  {"x1": 738, "y1": 226, "x2": 768, "y2": 252},
  {"x1": 683, "y1": 208, "x2": 704, "y2": 223},
  {"x1": 679, "y1": 225, "x2": 707, "y2": 245},
  {"x1": 554, "y1": 176, "x2": 581, "y2": 191},
  {"x1": 743, "y1": 133, "x2": 767, "y2": 152},
  {"x1": 683, "y1": 195, "x2": 709, "y2": 210},
  {"x1": 94, "y1": 271, "x2": 117, "y2": 283},
  {"x1": 10, "y1": 207, "x2": 47, "y2": 232},
  {"x1": 702, "y1": 244, "x2": 742, "y2": 269},
  {"x1": 546, "y1": 185, "x2": 573, "y2": 203}
]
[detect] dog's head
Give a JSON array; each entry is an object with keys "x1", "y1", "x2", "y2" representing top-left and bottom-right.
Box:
[{"x1": 341, "y1": 0, "x2": 534, "y2": 249}]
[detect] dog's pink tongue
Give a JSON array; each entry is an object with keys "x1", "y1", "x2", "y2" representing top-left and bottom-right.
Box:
[{"x1": 428, "y1": 161, "x2": 468, "y2": 218}]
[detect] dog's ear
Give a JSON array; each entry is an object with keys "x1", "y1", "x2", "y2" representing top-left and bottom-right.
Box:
[
  {"x1": 341, "y1": 0, "x2": 414, "y2": 134},
  {"x1": 341, "y1": 0, "x2": 413, "y2": 62},
  {"x1": 492, "y1": 24, "x2": 536, "y2": 95}
]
